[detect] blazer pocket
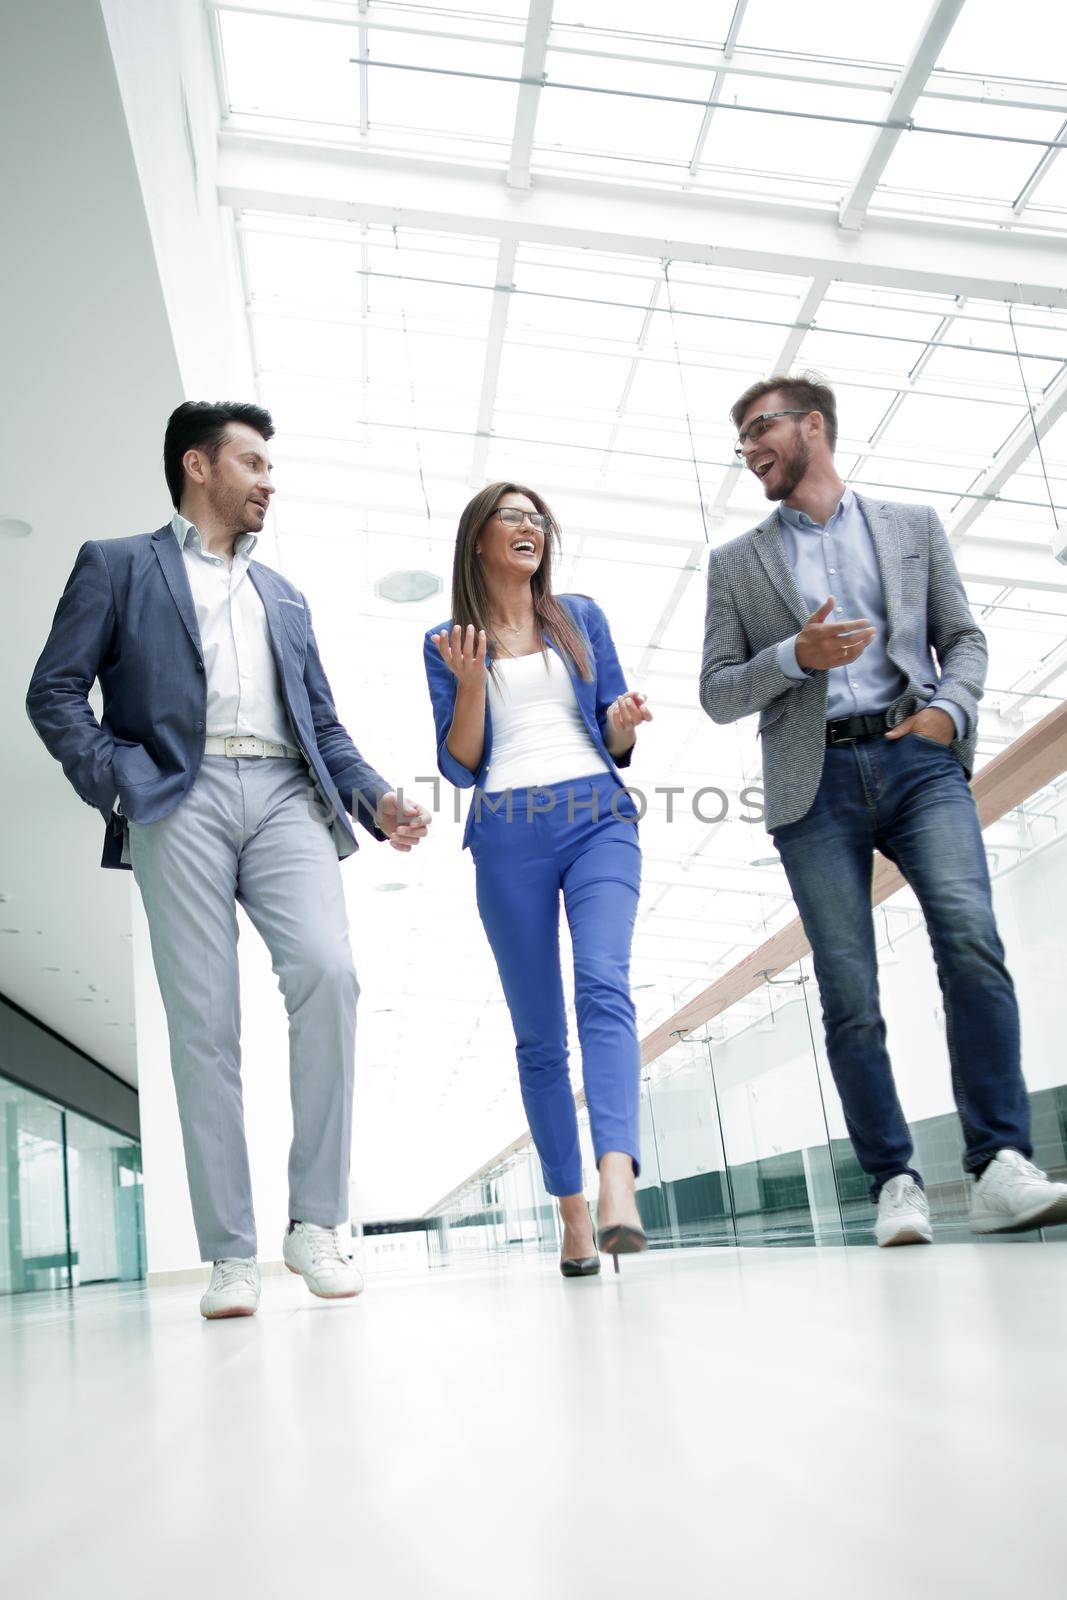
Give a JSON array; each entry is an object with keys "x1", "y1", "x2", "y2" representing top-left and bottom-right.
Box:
[
  {"x1": 112, "y1": 743, "x2": 161, "y2": 786},
  {"x1": 758, "y1": 700, "x2": 788, "y2": 734}
]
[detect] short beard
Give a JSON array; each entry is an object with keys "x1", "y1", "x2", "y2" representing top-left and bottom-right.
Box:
[
  {"x1": 208, "y1": 477, "x2": 257, "y2": 535},
  {"x1": 766, "y1": 430, "x2": 811, "y2": 502}
]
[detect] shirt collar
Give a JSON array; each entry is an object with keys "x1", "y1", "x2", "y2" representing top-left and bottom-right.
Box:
[
  {"x1": 779, "y1": 486, "x2": 855, "y2": 534},
  {"x1": 170, "y1": 510, "x2": 257, "y2": 559}
]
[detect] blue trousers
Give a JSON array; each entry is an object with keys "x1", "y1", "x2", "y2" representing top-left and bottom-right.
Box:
[
  {"x1": 471, "y1": 772, "x2": 642, "y2": 1197},
  {"x1": 771, "y1": 732, "x2": 1030, "y2": 1199}
]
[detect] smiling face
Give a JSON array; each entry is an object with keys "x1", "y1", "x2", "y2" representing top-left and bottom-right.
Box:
[
  {"x1": 182, "y1": 421, "x2": 275, "y2": 534},
  {"x1": 739, "y1": 392, "x2": 816, "y2": 503},
  {"x1": 475, "y1": 490, "x2": 546, "y2": 584}
]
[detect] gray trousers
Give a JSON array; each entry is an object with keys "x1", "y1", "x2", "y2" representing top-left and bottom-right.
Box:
[{"x1": 129, "y1": 756, "x2": 358, "y2": 1260}]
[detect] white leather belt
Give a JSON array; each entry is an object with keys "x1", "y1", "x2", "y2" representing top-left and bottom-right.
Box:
[{"x1": 204, "y1": 735, "x2": 302, "y2": 759}]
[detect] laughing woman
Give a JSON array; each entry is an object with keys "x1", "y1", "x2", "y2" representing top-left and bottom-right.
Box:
[{"x1": 424, "y1": 482, "x2": 652, "y2": 1275}]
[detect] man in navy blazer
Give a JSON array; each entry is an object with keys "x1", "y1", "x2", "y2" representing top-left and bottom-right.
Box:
[{"x1": 27, "y1": 400, "x2": 429, "y2": 1318}]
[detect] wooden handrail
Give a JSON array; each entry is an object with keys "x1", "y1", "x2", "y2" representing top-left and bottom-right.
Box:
[{"x1": 426, "y1": 700, "x2": 1067, "y2": 1214}]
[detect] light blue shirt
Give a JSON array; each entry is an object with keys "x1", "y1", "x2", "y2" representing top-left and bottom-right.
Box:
[{"x1": 775, "y1": 489, "x2": 964, "y2": 737}]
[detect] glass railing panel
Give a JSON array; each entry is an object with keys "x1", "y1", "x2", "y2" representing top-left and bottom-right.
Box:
[
  {"x1": 709, "y1": 962, "x2": 845, "y2": 1247},
  {"x1": 0, "y1": 1077, "x2": 69, "y2": 1293},
  {"x1": 641, "y1": 1037, "x2": 735, "y2": 1247},
  {"x1": 65, "y1": 1112, "x2": 146, "y2": 1285}
]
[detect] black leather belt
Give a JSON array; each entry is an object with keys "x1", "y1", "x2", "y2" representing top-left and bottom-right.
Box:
[{"x1": 825, "y1": 711, "x2": 892, "y2": 746}]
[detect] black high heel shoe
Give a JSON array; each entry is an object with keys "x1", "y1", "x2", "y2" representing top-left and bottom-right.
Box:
[
  {"x1": 560, "y1": 1205, "x2": 601, "y2": 1278},
  {"x1": 596, "y1": 1223, "x2": 648, "y2": 1274},
  {"x1": 560, "y1": 1252, "x2": 601, "y2": 1278}
]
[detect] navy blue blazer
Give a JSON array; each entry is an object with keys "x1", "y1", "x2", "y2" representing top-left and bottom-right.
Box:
[
  {"x1": 423, "y1": 594, "x2": 634, "y2": 848},
  {"x1": 27, "y1": 525, "x2": 391, "y2": 870}
]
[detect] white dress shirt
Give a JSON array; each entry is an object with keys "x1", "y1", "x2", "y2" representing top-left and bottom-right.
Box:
[
  {"x1": 483, "y1": 650, "x2": 610, "y2": 791},
  {"x1": 171, "y1": 512, "x2": 296, "y2": 749}
]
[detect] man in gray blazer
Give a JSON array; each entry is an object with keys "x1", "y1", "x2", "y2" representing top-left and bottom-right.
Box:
[
  {"x1": 701, "y1": 372, "x2": 1067, "y2": 1245},
  {"x1": 28, "y1": 401, "x2": 430, "y2": 1317}
]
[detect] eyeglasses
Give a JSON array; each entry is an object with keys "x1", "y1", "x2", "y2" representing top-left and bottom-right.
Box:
[
  {"x1": 495, "y1": 508, "x2": 549, "y2": 532},
  {"x1": 733, "y1": 409, "x2": 809, "y2": 458}
]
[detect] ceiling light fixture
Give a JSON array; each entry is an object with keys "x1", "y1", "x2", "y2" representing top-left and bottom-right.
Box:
[
  {"x1": 0, "y1": 516, "x2": 32, "y2": 539},
  {"x1": 374, "y1": 569, "x2": 442, "y2": 604},
  {"x1": 375, "y1": 882, "x2": 409, "y2": 892}
]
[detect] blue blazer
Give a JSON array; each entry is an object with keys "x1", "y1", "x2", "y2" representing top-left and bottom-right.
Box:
[
  {"x1": 27, "y1": 525, "x2": 390, "y2": 870},
  {"x1": 423, "y1": 594, "x2": 634, "y2": 848}
]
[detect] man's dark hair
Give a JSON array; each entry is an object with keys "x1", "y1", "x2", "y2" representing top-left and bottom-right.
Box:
[
  {"x1": 729, "y1": 371, "x2": 837, "y2": 452},
  {"x1": 163, "y1": 401, "x2": 275, "y2": 509}
]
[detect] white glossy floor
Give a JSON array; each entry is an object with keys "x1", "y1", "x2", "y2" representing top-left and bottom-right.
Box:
[{"x1": 3, "y1": 1244, "x2": 1066, "y2": 1599}]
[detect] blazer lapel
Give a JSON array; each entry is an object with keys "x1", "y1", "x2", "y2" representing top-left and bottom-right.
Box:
[
  {"x1": 151, "y1": 527, "x2": 202, "y2": 656},
  {"x1": 752, "y1": 511, "x2": 810, "y2": 629},
  {"x1": 247, "y1": 563, "x2": 289, "y2": 678},
  {"x1": 859, "y1": 496, "x2": 902, "y2": 634}
]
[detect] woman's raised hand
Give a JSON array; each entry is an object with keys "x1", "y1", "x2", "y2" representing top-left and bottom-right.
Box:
[
  {"x1": 608, "y1": 690, "x2": 653, "y2": 737},
  {"x1": 432, "y1": 624, "x2": 488, "y2": 688}
]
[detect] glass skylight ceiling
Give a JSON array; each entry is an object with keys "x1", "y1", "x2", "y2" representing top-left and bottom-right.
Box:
[{"x1": 208, "y1": 2, "x2": 1067, "y2": 1197}]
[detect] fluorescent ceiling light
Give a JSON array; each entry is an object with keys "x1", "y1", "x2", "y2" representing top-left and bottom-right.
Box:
[{"x1": 374, "y1": 569, "x2": 443, "y2": 603}]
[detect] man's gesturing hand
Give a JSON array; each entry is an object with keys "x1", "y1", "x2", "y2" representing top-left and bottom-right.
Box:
[
  {"x1": 377, "y1": 792, "x2": 432, "y2": 853},
  {"x1": 432, "y1": 625, "x2": 487, "y2": 687},
  {"x1": 794, "y1": 597, "x2": 876, "y2": 673}
]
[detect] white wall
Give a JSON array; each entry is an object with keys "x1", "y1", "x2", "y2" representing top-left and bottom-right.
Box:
[
  {"x1": 0, "y1": 0, "x2": 187, "y2": 1082},
  {"x1": 100, "y1": 0, "x2": 256, "y2": 399}
]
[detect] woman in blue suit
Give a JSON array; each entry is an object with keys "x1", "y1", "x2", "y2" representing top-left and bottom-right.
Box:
[{"x1": 424, "y1": 482, "x2": 652, "y2": 1275}]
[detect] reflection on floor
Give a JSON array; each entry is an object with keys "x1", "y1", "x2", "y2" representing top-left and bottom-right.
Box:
[{"x1": 3, "y1": 1243, "x2": 1065, "y2": 1599}]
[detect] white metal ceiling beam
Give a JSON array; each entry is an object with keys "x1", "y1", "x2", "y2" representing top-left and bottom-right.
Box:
[
  {"x1": 632, "y1": 271, "x2": 831, "y2": 686},
  {"x1": 507, "y1": 0, "x2": 553, "y2": 190},
  {"x1": 954, "y1": 536, "x2": 1067, "y2": 593},
  {"x1": 635, "y1": 543, "x2": 707, "y2": 679},
  {"x1": 687, "y1": 0, "x2": 747, "y2": 175},
  {"x1": 598, "y1": 280, "x2": 661, "y2": 484},
  {"x1": 848, "y1": 297, "x2": 966, "y2": 484},
  {"x1": 948, "y1": 363, "x2": 1067, "y2": 543},
  {"x1": 217, "y1": 134, "x2": 1067, "y2": 307},
  {"x1": 204, "y1": 4, "x2": 1067, "y2": 115},
  {"x1": 470, "y1": 239, "x2": 517, "y2": 485},
  {"x1": 467, "y1": 5, "x2": 554, "y2": 485},
  {"x1": 838, "y1": 0, "x2": 966, "y2": 231},
  {"x1": 357, "y1": 0, "x2": 369, "y2": 135},
  {"x1": 1013, "y1": 116, "x2": 1067, "y2": 215},
  {"x1": 709, "y1": 272, "x2": 831, "y2": 519}
]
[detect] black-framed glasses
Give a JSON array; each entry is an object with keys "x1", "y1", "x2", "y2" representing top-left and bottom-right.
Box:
[
  {"x1": 495, "y1": 508, "x2": 549, "y2": 532},
  {"x1": 734, "y1": 409, "x2": 809, "y2": 458}
]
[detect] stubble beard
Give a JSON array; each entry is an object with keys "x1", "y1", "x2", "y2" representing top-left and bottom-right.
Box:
[
  {"x1": 766, "y1": 431, "x2": 811, "y2": 503},
  {"x1": 209, "y1": 478, "x2": 259, "y2": 537}
]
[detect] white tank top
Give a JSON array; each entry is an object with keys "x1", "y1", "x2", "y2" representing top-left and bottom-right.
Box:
[{"x1": 482, "y1": 650, "x2": 611, "y2": 791}]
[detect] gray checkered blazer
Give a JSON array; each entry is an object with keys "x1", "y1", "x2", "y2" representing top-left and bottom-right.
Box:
[{"x1": 699, "y1": 496, "x2": 987, "y2": 832}]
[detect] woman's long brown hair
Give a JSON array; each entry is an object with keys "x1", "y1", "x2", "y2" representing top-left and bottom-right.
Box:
[{"x1": 449, "y1": 482, "x2": 592, "y2": 680}]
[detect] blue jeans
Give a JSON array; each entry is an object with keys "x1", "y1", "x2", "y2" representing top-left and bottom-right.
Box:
[
  {"x1": 471, "y1": 773, "x2": 642, "y2": 1197},
  {"x1": 771, "y1": 732, "x2": 1030, "y2": 1198}
]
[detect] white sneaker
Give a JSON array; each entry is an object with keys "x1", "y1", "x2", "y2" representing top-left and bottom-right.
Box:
[
  {"x1": 282, "y1": 1221, "x2": 364, "y2": 1299},
  {"x1": 875, "y1": 1175, "x2": 933, "y2": 1247},
  {"x1": 200, "y1": 1257, "x2": 260, "y2": 1319},
  {"x1": 968, "y1": 1149, "x2": 1067, "y2": 1234}
]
